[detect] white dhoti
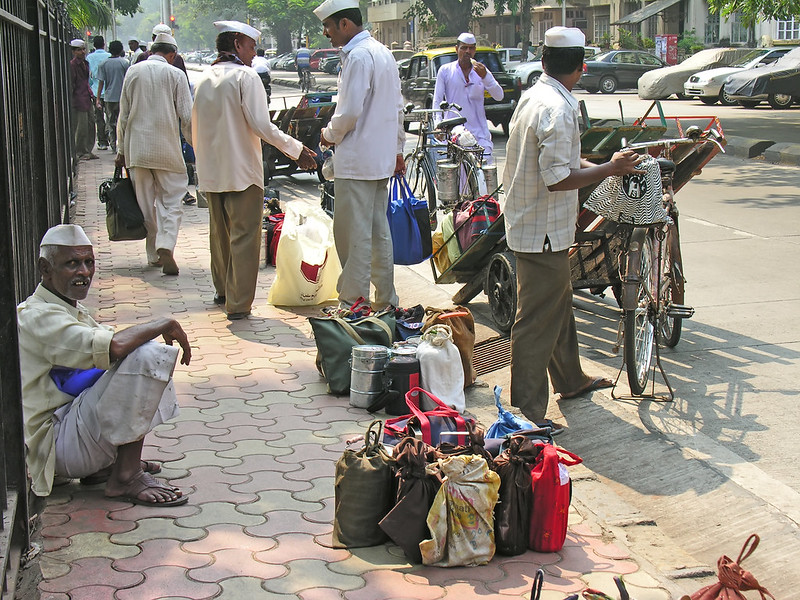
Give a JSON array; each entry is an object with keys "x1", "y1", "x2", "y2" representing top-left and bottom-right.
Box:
[
  {"x1": 130, "y1": 167, "x2": 188, "y2": 264},
  {"x1": 52, "y1": 342, "x2": 180, "y2": 478}
]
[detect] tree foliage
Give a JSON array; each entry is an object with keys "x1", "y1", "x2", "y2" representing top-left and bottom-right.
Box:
[
  {"x1": 406, "y1": 0, "x2": 489, "y2": 37},
  {"x1": 492, "y1": 0, "x2": 535, "y2": 50},
  {"x1": 707, "y1": 0, "x2": 800, "y2": 27}
]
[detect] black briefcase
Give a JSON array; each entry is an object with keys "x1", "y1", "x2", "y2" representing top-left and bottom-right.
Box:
[{"x1": 99, "y1": 167, "x2": 147, "y2": 241}]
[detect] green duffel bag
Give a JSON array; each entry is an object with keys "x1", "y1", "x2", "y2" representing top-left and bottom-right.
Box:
[{"x1": 308, "y1": 310, "x2": 395, "y2": 395}]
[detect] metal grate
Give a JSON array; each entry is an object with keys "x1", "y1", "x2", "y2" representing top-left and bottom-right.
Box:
[{"x1": 473, "y1": 335, "x2": 511, "y2": 376}]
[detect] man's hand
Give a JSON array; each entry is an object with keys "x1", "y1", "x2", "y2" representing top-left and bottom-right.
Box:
[
  {"x1": 161, "y1": 320, "x2": 192, "y2": 366},
  {"x1": 608, "y1": 150, "x2": 646, "y2": 176},
  {"x1": 320, "y1": 132, "x2": 333, "y2": 148},
  {"x1": 296, "y1": 145, "x2": 318, "y2": 171},
  {"x1": 471, "y1": 60, "x2": 488, "y2": 79},
  {"x1": 114, "y1": 154, "x2": 125, "y2": 168},
  {"x1": 95, "y1": 99, "x2": 103, "y2": 110},
  {"x1": 394, "y1": 154, "x2": 406, "y2": 176}
]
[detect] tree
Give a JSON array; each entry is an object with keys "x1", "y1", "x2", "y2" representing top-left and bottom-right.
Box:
[
  {"x1": 248, "y1": 0, "x2": 321, "y2": 53},
  {"x1": 64, "y1": 0, "x2": 144, "y2": 34},
  {"x1": 707, "y1": 0, "x2": 800, "y2": 27},
  {"x1": 492, "y1": 0, "x2": 535, "y2": 53},
  {"x1": 405, "y1": 0, "x2": 489, "y2": 37}
]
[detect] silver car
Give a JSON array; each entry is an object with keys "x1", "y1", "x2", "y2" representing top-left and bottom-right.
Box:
[
  {"x1": 511, "y1": 46, "x2": 600, "y2": 88},
  {"x1": 683, "y1": 47, "x2": 792, "y2": 105}
]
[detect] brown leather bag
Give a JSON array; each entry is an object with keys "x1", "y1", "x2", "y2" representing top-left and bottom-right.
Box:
[
  {"x1": 688, "y1": 534, "x2": 774, "y2": 600},
  {"x1": 422, "y1": 306, "x2": 477, "y2": 387}
]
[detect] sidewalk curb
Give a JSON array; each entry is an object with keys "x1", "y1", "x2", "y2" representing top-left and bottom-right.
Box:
[
  {"x1": 763, "y1": 141, "x2": 800, "y2": 166},
  {"x1": 722, "y1": 135, "x2": 775, "y2": 159}
]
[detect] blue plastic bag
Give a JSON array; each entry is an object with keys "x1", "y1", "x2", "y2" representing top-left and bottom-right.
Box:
[
  {"x1": 387, "y1": 175, "x2": 432, "y2": 265},
  {"x1": 486, "y1": 385, "x2": 535, "y2": 439},
  {"x1": 49, "y1": 367, "x2": 105, "y2": 397}
]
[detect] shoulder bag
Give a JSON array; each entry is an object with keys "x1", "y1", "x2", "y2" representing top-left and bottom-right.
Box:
[{"x1": 99, "y1": 167, "x2": 147, "y2": 242}]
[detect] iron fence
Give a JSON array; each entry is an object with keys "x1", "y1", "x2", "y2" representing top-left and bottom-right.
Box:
[{"x1": 0, "y1": 0, "x2": 75, "y2": 592}]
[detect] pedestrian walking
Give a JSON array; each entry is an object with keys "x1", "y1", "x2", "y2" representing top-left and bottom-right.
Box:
[
  {"x1": 501, "y1": 26, "x2": 643, "y2": 426},
  {"x1": 136, "y1": 23, "x2": 188, "y2": 76},
  {"x1": 192, "y1": 20, "x2": 317, "y2": 320},
  {"x1": 69, "y1": 38, "x2": 97, "y2": 162},
  {"x1": 127, "y1": 38, "x2": 143, "y2": 65},
  {"x1": 116, "y1": 32, "x2": 193, "y2": 276},
  {"x1": 315, "y1": 0, "x2": 406, "y2": 313},
  {"x1": 96, "y1": 40, "x2": 129, "y2": 153},
  {"x1": 432, "y1": 32, "x2": 503, "y2": 164},
  {"x1": 87, "y1": 36, "x2": 111, "y2": 151}
]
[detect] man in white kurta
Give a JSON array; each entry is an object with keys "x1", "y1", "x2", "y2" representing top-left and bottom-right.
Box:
[
  {"x1": 192, "y1": 20, "x2": 317, "y2": 320},
  {"x1": 432, "y1": 33, "x2": 503, "y2": 164},
  {"x1": 18, "y1": 225, "x2": 191, "y2": 505},
  {"x1": 316, "y1": 0, "x2": 406, "y2": 311},
  {"x1": 117, "y1": 33, "x2": 192, "y2": 276}
]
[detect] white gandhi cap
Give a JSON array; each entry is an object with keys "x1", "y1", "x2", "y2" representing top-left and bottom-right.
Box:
[
  {"x1": 213, "y1": 20, "x2": 261, "y2": 42},
  {"x1": 40, "y1": 224, "x2": 93, "y2": 247},
  {"x1": 153, "y1": 32, "x2": 177, "y2": 46},
  {"x1": 70, "y1": 39, "x2": 86, "y2": 49},
  {"x1": 457, "y1": 32, "x2": 477, "y2": 45},
  {"x1": 544, "y1": 26, "x2": 585, "y2": 48},
  {"x1": 313, "y1": 0, "x2": 360, "y2": 21},
  {"x1": 152, "y1": 23, "x2": 172, "y2": 35}
]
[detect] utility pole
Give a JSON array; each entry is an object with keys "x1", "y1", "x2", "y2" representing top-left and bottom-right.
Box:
[{"x1": 110, "y1": 0, "x2": 117, "y2": 40}]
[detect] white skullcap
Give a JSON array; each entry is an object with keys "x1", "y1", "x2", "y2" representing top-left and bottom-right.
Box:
[
  {"x1": 153, "y1": 32, "x2": 177, "y2": 47},
  {"x1": 457, "y1": 32, "x2": 477, "y2": 45},
  {"x1": 213, "y1": 20, "x2": 261, "y2": 42},
  {"x1": 40, "y1": 224, "x2": 93, "y2": 248},
  {"x1": 544, "y1": 26, "x2": 585, "y2": 48},
  {"x1": 70, "y1": 39, "x2": 86, "y2": 49},
  {"x1": 313, "y1": 0, "x2": 360, "y2": 21},
  {"x1": 152, "y1": 23, "x2": 172, "y2": 35}
]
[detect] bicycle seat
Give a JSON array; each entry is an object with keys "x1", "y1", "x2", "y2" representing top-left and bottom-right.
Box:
[
  {"x1": 436, "y1": 116, "x2": 467, "y2": 132},
  {"x1": 656, "y1": 158, "x2": 675, "y2": 175}
]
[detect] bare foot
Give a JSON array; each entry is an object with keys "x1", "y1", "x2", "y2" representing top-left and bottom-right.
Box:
[{"x1": 557, "y1": 376, "x2": 614, "y2": 400}]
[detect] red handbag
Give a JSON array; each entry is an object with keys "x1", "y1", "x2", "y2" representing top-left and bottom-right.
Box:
[
  {"x1": 383, "y1": 387, "x2": 471, "y2": 447},
  {"x1": 528, "y1": 443, "x2": 582, "y2": 552},
  {"x1": 453, "y1": 195, "x2": 500, "y2": 251}
]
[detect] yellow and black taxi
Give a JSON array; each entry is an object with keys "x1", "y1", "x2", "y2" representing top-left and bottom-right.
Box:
[{"x1": 399, "y1": 46, "x2": 522, "y2": 133}]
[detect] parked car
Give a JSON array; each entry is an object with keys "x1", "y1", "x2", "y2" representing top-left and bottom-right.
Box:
[
  {"x1": 391, "y1": 49, "x2": 414, "y2": 62},
  {"x1": 638, "y1": 47, "x2": 754, "y2": 100},
  {"x1": 496, "y1": 47, "x2": 524, "y2": 70},
  {"x1": 684, "y1": 47, "x2": 793, "y2": 105},
  {"x1": 723, "y1": 46, "x2": 800, "y2": 108},
  {"x1": 578, "y1": 50, "x2": 666, "y2": 94},
  {"x1": 319, "y1": 55, "x2": 341, "y2": 75},
  {"x1": 310, "y1": 48, "x2": 340, "y2": 70},
  {"x1": 202, "y1": 52, "x2": 218, "y2": 64},
  {"x1": 398, "y1": 46, "x2": 522, "y2": 133},
  {"x1": 266, "y1": 52, "x2": 291, "y2": 69},
  {"x1": 275, "y1": 53, "x2": 297, "y2": 71},
  {"x1": 511, "y1": 46, "x2": 600, "y2": 88}
]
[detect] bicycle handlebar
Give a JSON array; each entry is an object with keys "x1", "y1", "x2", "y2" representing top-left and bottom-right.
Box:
[{"x1": 622, "y1": 134, "x2": 725, "y2": 154}]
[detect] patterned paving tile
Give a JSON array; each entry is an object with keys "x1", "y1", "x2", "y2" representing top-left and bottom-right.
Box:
[
  {"x1": 64, "y1": 585, "x2": 118, "y2": 600},
  {"x1": 187, "y1": 548, "x2": 286, "y2": 583},
  {"x1": 262, "y1": 558, "x2": 363, "y2": 596},
  {"x1": 42, "y1": 531, "x2": 140, "y2": 564},
  {"x1": 38, "y1": 557, "x2": 143, "y2": 593},
  {"x1": 344, "y1": 568, "x2": 444, "y2": 600},
  {"x1": 176, "y1": 501, "x2": 266, "y2": 529},
  {"x1": 114, "y1": 565, "x2": 221, "y2": 600},
  {"x1": 244, "y1": 510, "x2": 331, "y2": 538},
  {"x1": 113, "y1": 538, "x2": 212, "y2": 572},
  {"x1": 110, "y1": 517, "x2": 205, "y2": 545},
  {"x1": 255, "y1": 533, "x2": 350, "y2": 565}
]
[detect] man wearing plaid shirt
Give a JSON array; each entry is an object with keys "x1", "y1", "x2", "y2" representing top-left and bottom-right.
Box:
[{"x1": 502, "y1": 27, "x2": 643, "y2": 426}]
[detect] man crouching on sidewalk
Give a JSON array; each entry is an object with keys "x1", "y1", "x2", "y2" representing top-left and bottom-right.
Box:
[{"x1": 17, "y1": 224, "x2": 191, "y2": 506}]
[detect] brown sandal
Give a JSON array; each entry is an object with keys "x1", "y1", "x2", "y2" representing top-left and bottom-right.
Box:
[{"x1": 105, "y1": 471, "x2": 187, "y2": 507}]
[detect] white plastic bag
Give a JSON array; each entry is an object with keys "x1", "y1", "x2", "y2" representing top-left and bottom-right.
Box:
[
  {"x1": 268, "y1": 200, "x2": 341, "y2": 306},
  {"x1": 416, "y1": 324, "x2": 465, "y2": 413}
]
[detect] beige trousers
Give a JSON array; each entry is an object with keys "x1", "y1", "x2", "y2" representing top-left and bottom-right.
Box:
[
  {"x1": 53, "y1": 342, "x2": 180, "y2": 478},
  {"x1": 130, "y1": 167, "x2": 187, "y2": 264},
  {"x1": 333, "y1": 178, "x2": 398, "y2": 309},
  {"x1": 510, "y1": 250, "x2": 587, "y2": 422},
  {"x1": 206, "y1": 185, "x2": 264, "y2": 314}
]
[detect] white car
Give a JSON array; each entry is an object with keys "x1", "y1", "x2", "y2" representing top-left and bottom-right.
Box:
[
  {"x1": 683, "y1": 47, "x2": 793, "y2": 105},
  {"x1": 496, "y1": 47, "x2": 524, "y2": 70},
  {"x1": 511, "y1": 46, "x2": 600, "y2": 88}
]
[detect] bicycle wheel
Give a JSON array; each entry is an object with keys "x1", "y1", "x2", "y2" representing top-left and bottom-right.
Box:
[
  {"x1": 404, "y1": 152, "x2": 437, "y2": 230},
  {"x1": 624, "y1": 230, "x2": 655, "y2": 395},
  {"x1": 659, "y1": 223, "x2": 684, "y2": 348}
]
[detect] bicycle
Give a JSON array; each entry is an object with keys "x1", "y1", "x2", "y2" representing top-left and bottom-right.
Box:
[
  {"x1": 613, "y1": 129, "x2": 723, "y2": 396},
  {"x1": 403, "y1": 102, "x2": 487, "y2": 230},
  {"x1": 299, "y1": 68, "x2": 314, "y2": 94}
]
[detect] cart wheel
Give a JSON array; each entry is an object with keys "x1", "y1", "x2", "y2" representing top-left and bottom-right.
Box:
[
  {"x1": 624, "y1": 230, "x2": 655, "y2": 395},
  {"x1": 486, "y1": 252, "x2": 517, "y2": 333}
]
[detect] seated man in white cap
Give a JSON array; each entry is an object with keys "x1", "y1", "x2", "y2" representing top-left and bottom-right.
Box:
[
  {"x1": 192, "y1": 20, "x2": 317, "y2": 320},
  {"x1": 502, "y1": 26, "x2": 644, "y2": 428},
  {"x1": 17, "y1": 224, "x2": 191, "y2": 506},
  {"x1": 117, "y1": 32, "x2": 193, "y2": 276},
  {"x1": 314, "y1": 0, "x2": 406, "y2": 313},
  {"x1": 432, "y1": 32, "x2": 504, "y2": 164}
]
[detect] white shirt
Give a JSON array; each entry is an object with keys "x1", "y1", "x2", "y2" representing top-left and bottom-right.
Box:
[
  {"x1": 432, "y1": 60, "x2": 503, "y2": 157},
  {"x1": 321, "y1": 31, "x2": 405, "y2": 180},
  {"x1": 117, "y1": 55, "x2": 193, "y2": 173},
  {"x1": 501, "y1": 73, "x2": 582, "y2": 253},
  {"x1": 251, "y1": 55, "x2": 270, "y2": 74},
  {"x1": 192, "y1": 61, "x2": 302, "y2": 193}
]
